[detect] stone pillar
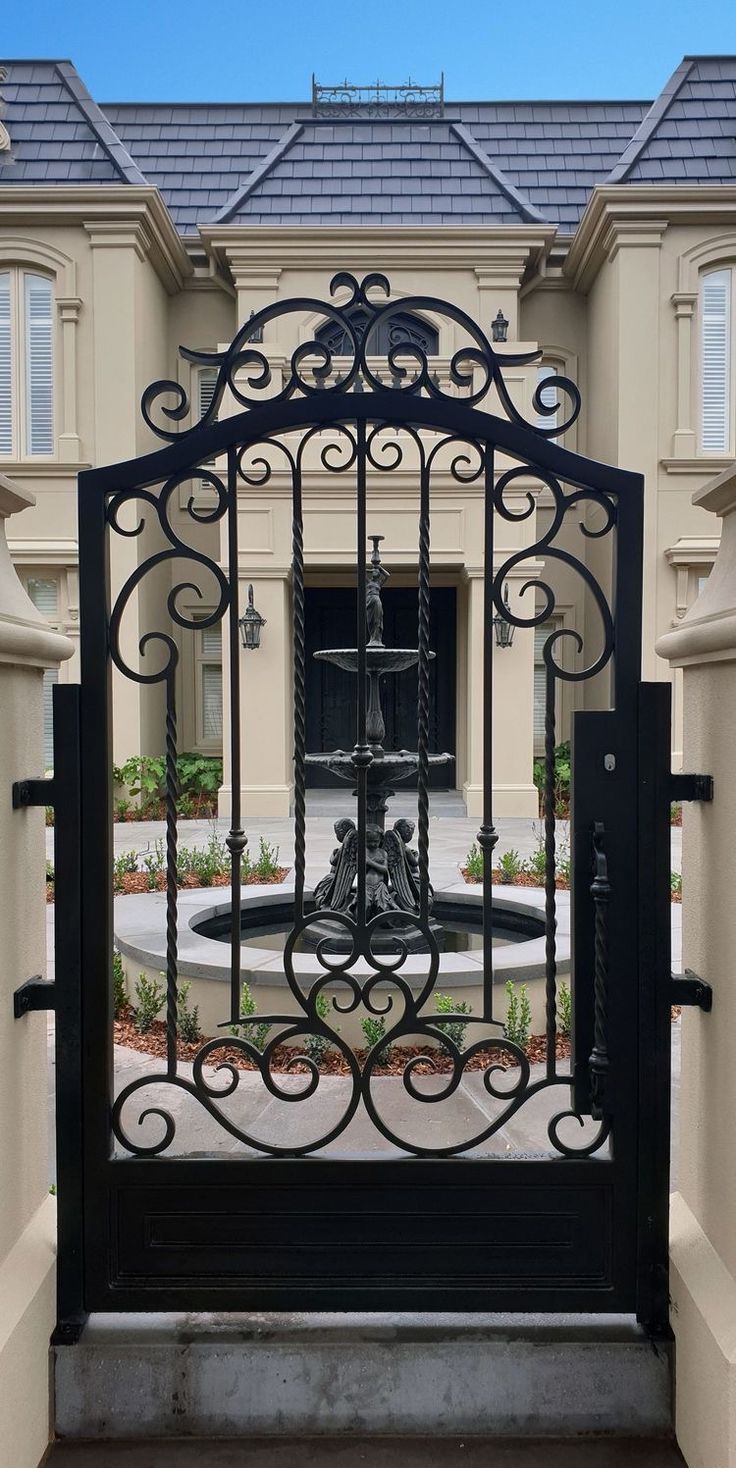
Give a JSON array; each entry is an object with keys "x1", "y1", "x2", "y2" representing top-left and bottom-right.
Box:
[
  {"x1": 462, "y1": 567, "x2": 538, "y2": 820},
  {"x1": 657, "y1": 461, "x2": 736, "y2": 1468},
  {"x1": 219, "y1": 571, "x2": 292, "y2": 820},
  {"x1": 0, "y1": 477, "x2": 73, "y2": 1467}
]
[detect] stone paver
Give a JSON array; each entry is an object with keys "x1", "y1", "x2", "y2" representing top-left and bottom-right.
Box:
[{"x1": 46, "y1": 1435, "x2": 686, "y2": 1466}]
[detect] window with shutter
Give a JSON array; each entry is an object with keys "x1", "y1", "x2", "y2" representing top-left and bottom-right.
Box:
[
  {"x1": 194, "y1": 616, "x2": 223, "y2": 749},
  {"x1": 27, "y1": 575, "x2": 59, "y2": 619},
  {"x1": 533, "y1": 620, "x2": 558, "y2": 754},
  {"x1": 42, "y1": 668, "x2": 58, "y2": 770},
  {"x1": 701, "y1": 269, "x2": 731, "y2": 453},
  {"x1": 536, "y1": 365, "x2": 559, "y2": 431},
  {"x1": 0, "y1": 267, "x2": 55, "y2": 458},
  {"x1": 0, "y1": 273, "x2": 12, "y2": 456},
  {"x1": 198, "y1": 366, "x2": 219, "y2": 488}
]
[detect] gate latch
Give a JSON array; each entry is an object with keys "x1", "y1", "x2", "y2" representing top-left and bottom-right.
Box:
[
  {"x1": 671, "y1": 970, "x2": 712, "y2": 1012},
  {"x1": 13, "y1": 977, "x2": 56, "y2": 1018},
  {"x1": 669, "y1": 773, "x2": 714, "y2": 803},
  {"x1": 12, "y1": 777, "x2": 55, "y2": 809}
]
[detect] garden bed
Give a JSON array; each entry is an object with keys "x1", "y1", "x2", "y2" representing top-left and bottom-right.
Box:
[{"x1": 46, "y1": 834, "x2": 287, "y2": 902}]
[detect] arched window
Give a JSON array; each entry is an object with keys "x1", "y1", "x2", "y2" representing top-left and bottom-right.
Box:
[
  {"x1": 316, "y1": 306, "x2": 439, "y2": 360},
  {"x1": 0, "y1": 268, "x2": 55, "y2": 458},
  {"x1": 700, "y1": 268, "x2": 732, "y2": 453}
]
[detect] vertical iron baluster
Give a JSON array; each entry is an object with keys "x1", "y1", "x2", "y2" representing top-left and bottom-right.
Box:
[
  {"x1": 589, "y1": 820, "x2": 611, "y2": 1119},
  {"x1": 417, "y1": 457, "x2": 431, "y2": 926},
  {"x1": 164, "y1": 670, "x2": 179, "y2": 1075},
  {"x1": 226, "y1": 444, "x2": 247, "y2": 1023},
  {"x1": 544, "y1": 658, "x2": 558, "y2": 1079},
  {"x1": 479, "y1": 447, "x2": 498, "y2": 1022},
  {"x1": 354, "y1": 420, "x2": 369, "y2": 930},
  {"x1": 292, "y1": 460, "x2": 306, "y2": 921}
]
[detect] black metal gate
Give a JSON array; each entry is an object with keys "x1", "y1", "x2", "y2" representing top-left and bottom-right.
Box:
[{"x1": 51, "y1": 272, "x2": 674, "y2": 1335}]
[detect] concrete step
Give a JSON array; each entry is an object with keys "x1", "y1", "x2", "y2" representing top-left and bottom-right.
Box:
[
  {"x1": 47, "y1": 1439, "x2": 686, "y2": 1466},
  {"x1": 54, "y1": 1313, "x2": 672, "y2": 1442}
]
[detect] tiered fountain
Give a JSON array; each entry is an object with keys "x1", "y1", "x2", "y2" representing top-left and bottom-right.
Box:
[{"x1": 304, "y1": 536, "x2": 453, "y2": 950}]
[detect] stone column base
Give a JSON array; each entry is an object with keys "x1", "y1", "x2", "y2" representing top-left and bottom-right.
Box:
[
  {"x1": 0, "y1": 1194, "x2": 56, "y2": 1468},
  {"x1": 463, "y1": 782, "x2": 539, "y2": 820},
  {"x1": 218, "y1": 783, "x2": 292, "y2": 820},
  {"x1": 670, "y1": 1191, "x2": 736, "y2": 1468}
]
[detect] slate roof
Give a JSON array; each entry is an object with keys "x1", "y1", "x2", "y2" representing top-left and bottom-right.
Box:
[{"x1": 0, "y1": 56, "x2": 734, "y2": 236}]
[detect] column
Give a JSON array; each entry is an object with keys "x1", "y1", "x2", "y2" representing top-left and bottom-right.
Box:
[
  {"x1": 219, "y1": 571, "x2": 292, "y2": 820},
  {"x1": 462, "y1": 568, "x2": 538, "y2": 820},
  {"x1": 0, "y1": 475, "x2": 73, "y2": 1467},
  {"x1": 657, "y1": 461, "x2": 736, "y2": 1468}
]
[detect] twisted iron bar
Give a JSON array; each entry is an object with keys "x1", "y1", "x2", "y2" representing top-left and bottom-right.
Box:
[{"x1": 165, "y1": 676, "x2": 179, "y2": 1075}]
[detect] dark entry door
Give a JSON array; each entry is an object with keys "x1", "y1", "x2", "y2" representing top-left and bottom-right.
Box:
[{"x1": 305, "y1": 585, "x2": 456, "y2": 787}]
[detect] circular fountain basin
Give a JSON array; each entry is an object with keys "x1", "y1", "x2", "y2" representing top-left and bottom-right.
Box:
[
  {"x1": 114, "y1": 881, "x2": 570, "y2": 1049},
  {"x1": 314, "y1": 647, "x2": 431, "y2": 673}
]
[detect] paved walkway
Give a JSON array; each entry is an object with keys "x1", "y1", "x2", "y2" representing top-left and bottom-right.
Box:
[{"x1": 46, "y1": 1436, "x2": 685, "y2": 1466}]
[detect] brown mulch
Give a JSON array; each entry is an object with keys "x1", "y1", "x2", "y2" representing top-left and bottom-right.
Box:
[
  {"x1": 115, "y1": 798, "x2": 219, "y2": 823},
  {"x1": 113, "y1": 1006, "x2": 572, "y2": 1074},
  {"x1": 46, "y1": 867, "x2": 289, "y2": 904},
  {"x1": 462, "y1": 867, "x2": 570, "y2": 892}
]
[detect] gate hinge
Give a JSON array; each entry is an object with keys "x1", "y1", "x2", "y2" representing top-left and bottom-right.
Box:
[
  {"x1": 13, "y1": 977, "x2": 56, "y2": 1018},
  {"x1": 669, "y1": 773, "x2": 714, "y2": 803},
  {"x1": 12, "y1": 777, "x2": 55, "y2": 809},
  {"x1": 671, "y1": 970, "x2": 712, "y2": 1012}
]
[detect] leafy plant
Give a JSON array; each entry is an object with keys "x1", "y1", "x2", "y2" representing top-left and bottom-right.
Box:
[
  {"x1": 115, "y1": 799, "x2": 131, "y2": 822},
  {"x1": 533, "y1": 740, "x2": 571, "y2": 817},
  {"x1": 671, "y1": 871, "x2": 682, "y2": 898},
  {"x1": 497, "y1": 848, "x2": 524, "y2": 884},
  {"x1": 113, "y1": 849, "x2": 139, "y2": 892},
  {"x1": 504, "y1": 979, "x2": 532, "y2": 1049},
  {"x1": 178, "y1": 832, "x2": 230, "y2": 886},
  {"x1": 133, "y1": 972, "x2": 165, "y2": 1033},
  {"x1": 464, "y1": 842, "x2": 484, "y2": 882},
  {"x1": 177, "y1": 980, "x2": 201, "y2": 1043},
  {"x1": 116, "y1": 755, "x2": 166, "y2": 815},
  {"x1": 249, "y1": 836, "x2": 282, "y2": 880},
  {"x1": 230, "y1": 979, "x2": 272, "y2": 1051},
  {"x1": 45, "y1": 805, "x2": 55, "y2": 827},
  {"x1": 177, "y1": 752, "x2": 223, "y2": 801},
  {"x1": 434, "y1": 992, "x2": 471, "y2": 1051},
  {"x1": 112, "y1": 950, "x2": 127, "y2": 1018},
  {"x1": 46, "y1": 860, "x2": 55, "y2": 884},
  {"x1": 527, "y1": 837, "x2": 547, "y2": 883},
  {"x1": 557, "y1": 981, "x2": 572, "y2": 1038},
  {"x1": 304, "y1": 991, "x2": 333, "y2": 1065},
  {"x1": 360, "y1": 1012, "x2": 393, "y2": 1062}
]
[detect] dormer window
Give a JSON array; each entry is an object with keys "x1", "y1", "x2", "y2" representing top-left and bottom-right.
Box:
[
  {"x1": 0, "y1": 269, "x2": 55, "y2": 458},
  {"x1": 316, "y1": 307, "x2": 439, "y2": 360}
]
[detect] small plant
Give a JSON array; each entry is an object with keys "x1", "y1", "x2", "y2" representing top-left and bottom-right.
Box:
[
  {"x1": 230, "y1": 979, "x2": 272, "y2": 1051},
  {"x1": 251, "y1": 836, "x2": 282, "y2": 880},
  {"x1": 142, "y1": 839, "x2": 166, "y2": 889},
  {"x1": 557, "y1": 981, "x2": 572, "y2": 1038},
  {"x1": 533, "y1": 740, "x2": 571, "y2": 817},
  {"x1": 177, "y1": 980, "x2": 201, "y2": 1043},
  {"x1": 558, "y1": 854, "x2": 571, "y2": 886},
  {"x1": 671, "y1": 802, "x2": 682, "y2": 827},
  {"x1": 463, "y1": 843, "x2": 484, "y2": 881},
  {"x1": 133, "y1": 972, "x2": 165, "y2": 1033},
  {"x1": 45, "y1": 805, "x2": 55, "y2": 827},
  {"x1": 115, "y1": 799, "x2": 131, "y2": 822},
  {"x1": 434, "y1": 992, "x2": 471, "y2": 1051},
  {"x1": 360, "y1": 1012, "x2": 393, "y2": 1063},
  {"x1": 304, "y1": 991, "x2": 333, "y2": 1065},
  {"x1": 113, "y1": 849, "x2": 139, "y2": 892},
  {"x1": 178, "y1": 832, "x2": 230, "y2": 886},
  {"x1": 671, "y1": 871, "x2": 682, "y2": 899},
  {"x1": 46, "y1": 860, "x2": 55, "y2": 884},
  {"x1": 497, "y1": 848, "x2": 524, "y2": 884},
  {"x1": 504, "y1": 979, "x2": 532, "y2": 1049},
  {"x1": 527, "y1": 837, "x2": 547, "y2": 883},
  {"x1": 112, "y1": 950, "x2": 127, "y2": 1018}
]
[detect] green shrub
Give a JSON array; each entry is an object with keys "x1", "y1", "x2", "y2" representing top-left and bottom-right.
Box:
[
  {"x1": 464, "y1": 842, "x2": 484, "y2": 881},
  {"x1": 45, "y1": 805, "x2": 55, "y2": 827},
  {"x1": 497, "y1": 848, "x2": 524, "y2": 884},
  {"x1": 177, "y1": 752, "x2": 223, "y2": 802},
  {"x1": 671, "y1": 871, "x2": 682, "y2": 898},
  {"x1": 112, "y1": 950, "x2": 127, "y2": 1018},
  {"x1": 177, "y1": 980, "x2": 201, "y2": 1043},
  {"x1": 304, "y1": 991, "x2": 333, "y2": 1065},
  {"x1": 434, "y1": 992, "x2": 471, "y2": 1051},
  {"x1": 533, "y1": 740, "x2": 571, "y2": 816},
  {"x1": 177, "y1": 832, "x2": 230, "y2": 886},
  {"x1": 46, "y1": 860, "x2": 55, "y2": 884},
  {"x1": 557, "y1": 981, "x2": 572, "y2": 1038},
  {"x1": 133, "y1": 972, "x2": 165, "y2": 1033},
  {"x1": 527, "y1": 838, "x2": 547, "y2": 883},
  {"x1": 113, "y1": 849, "x2": 139, "y2": 892},
  {"x1": 249, "y1": 836, "x2": 282, "y2": 880},
  {"x1": 230, "y1": 979, "x2": 272, "y2": 1051},
  {"x1": 361, "y1": 1012, "x2": 393, "y2": 1062},
  {"x1": 115, "y1": 755, "x2": 166, "y2": 816},
  {"x1": 504, "y1": 979, "x2": 532, "y2": 1049}
]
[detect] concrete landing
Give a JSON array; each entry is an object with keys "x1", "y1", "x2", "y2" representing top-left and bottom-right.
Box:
[
  {"x1": 54, "y1": 1313, "x2": 672, "y2": 1442},
  {"x1": 46, "y1": 1436, "x2": 686, "y2": 1466}
]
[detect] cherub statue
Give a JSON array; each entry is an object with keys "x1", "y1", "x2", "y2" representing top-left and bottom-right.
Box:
[
  {"x1": 363, "y1": 823, "x2": 398, "y2": 916},
  {"x1": 384, "y1": 817, "x2": 433, "y2": 915},
  {"x1": 312, "y1": 817, "x2": 357, "y2": 912}
]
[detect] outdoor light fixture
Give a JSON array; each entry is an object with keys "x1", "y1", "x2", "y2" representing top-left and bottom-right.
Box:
[
  {"x1": 239, "y1": 584, "x2": 266, "y2": 650},
  {"x1": 491, "y1": 309, "x2": 509, "y2": 344},
  {"x1": 493, "y1": 583, "x2": 515, "y2": 649}
]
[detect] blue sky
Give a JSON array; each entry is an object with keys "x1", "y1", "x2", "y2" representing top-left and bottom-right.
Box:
[{"x1": 3, "y1": 0, "x2": 736, "y2": 101}]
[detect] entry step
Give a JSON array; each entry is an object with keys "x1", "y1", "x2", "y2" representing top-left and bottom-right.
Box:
[{"x1": 47, "y1": 1436, "x2": 685, "y2": 1466}]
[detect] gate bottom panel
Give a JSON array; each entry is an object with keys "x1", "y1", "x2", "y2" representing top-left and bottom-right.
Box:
[{"x1": 86, "y1": 1158, "x2": 636, "y2": 1313}]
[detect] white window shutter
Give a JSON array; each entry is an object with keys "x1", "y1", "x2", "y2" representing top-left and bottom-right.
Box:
[
  {"x1": 701, "y1": 270, "x2": 731, "y2": 453},
  {"x1": 201, "y1": 664, "x2": 223, "y2": 740},
  {"x1": 24, "y1": 273, "x2": 54, "y2": 455},
  {"x1": 533, "y1": 622, "x2": 555, "y2": 745},
  {"x1": 198, "y1": 366, "x2": 219, "y2": 489},
  {"x1": 27, "y1": 576, "x2": 59, "y2": 618},
  {"x1": 536, "y1": 364, "x2": 559, "y2": 430},
  {"x1": 42, "y1": 668, "x2": 58, "y2": 771},
  {"x1": 0, "y1": 273, "x2": 12, "y2": 456}
]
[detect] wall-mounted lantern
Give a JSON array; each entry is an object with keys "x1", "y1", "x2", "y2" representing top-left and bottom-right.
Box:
[
  {"x1": 239, "y1": 584, "x2": 266, "y2": 650},
  {"x1": 491, "y1": 309, "x2": 509, "y2": 344},
  {"x1": 493, "y1": 583, "x2": 516, "y2": 649}
]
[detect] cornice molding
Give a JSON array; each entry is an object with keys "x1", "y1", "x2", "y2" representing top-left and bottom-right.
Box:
[
  {"x1": 566, "y1": 186, "x2": 736, "y2": 294},
  {"x1": 0, "y1": 186, "x2": 190, "y2": 294},
  {"x1": 199, "y1": 224, "x2": 557, "y2": 278}
]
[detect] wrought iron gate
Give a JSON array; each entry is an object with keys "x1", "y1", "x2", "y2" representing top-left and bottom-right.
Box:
[{"x1": 52, "y1": 272, "x2": 673, "y2": 1334}]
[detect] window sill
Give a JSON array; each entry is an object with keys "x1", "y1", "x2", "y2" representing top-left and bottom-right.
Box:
[
  {"x1": 0, "y1": 460, "x2": 91, "y2": 477},
  {"x1": 661, "y1": 456, "x2": 734, "y2": 475}
]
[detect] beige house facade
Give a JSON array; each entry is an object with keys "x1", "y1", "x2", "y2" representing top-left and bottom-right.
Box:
[{"x1": 1, "y1": 56, "x2": 735, "y2": 815}]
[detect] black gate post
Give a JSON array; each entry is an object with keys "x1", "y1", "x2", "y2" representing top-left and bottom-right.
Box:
[{"x1": 51, "y1": 682, "x2": 87, "y2": 1343}]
